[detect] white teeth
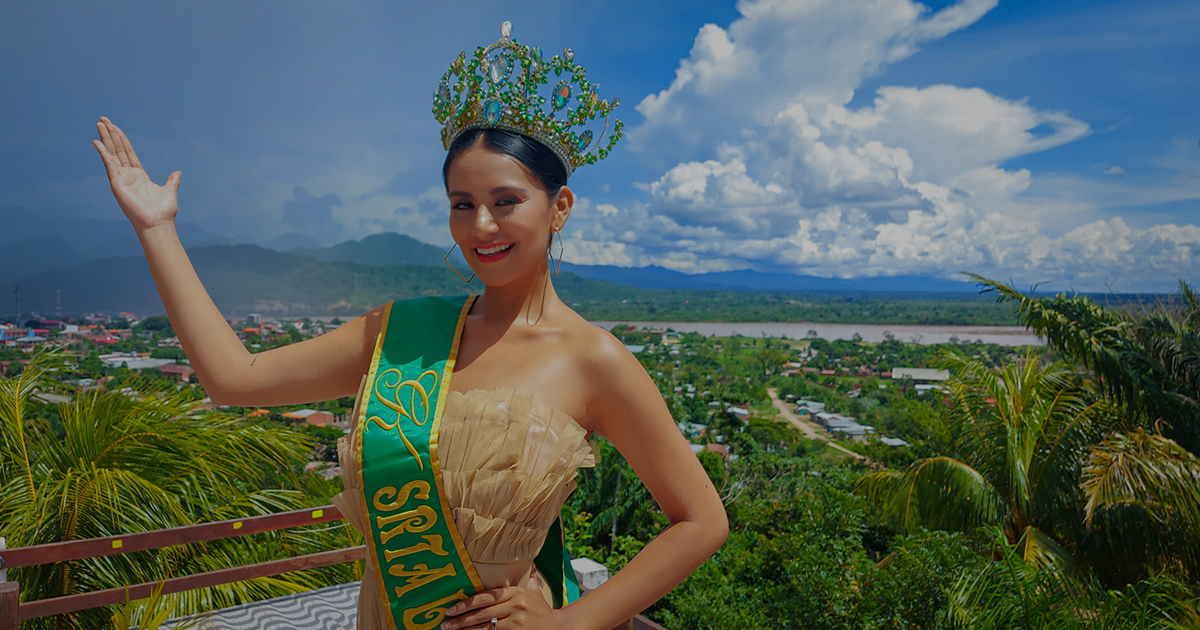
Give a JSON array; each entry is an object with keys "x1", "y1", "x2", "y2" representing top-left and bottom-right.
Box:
[{"x1": 476, "y1": 243, "x2": 512, "y2": 255}]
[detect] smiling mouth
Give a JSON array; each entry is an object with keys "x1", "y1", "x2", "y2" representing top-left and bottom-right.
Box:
[{"x1": 474, "y1": 243, "x2": 514, "y2": 256}]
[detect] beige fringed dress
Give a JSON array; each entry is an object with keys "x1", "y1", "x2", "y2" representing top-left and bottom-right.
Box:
[{"x1": 332, "y1": 387, "x2": 596, "y2": 630}]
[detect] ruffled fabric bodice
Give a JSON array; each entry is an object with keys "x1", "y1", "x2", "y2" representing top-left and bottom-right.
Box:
[
  {"x1": 438, "y1": 388, "x2": 596, "y2": 563},
  {"x1": 332, "y1": 382, "x2": 595, "y2": 629}
]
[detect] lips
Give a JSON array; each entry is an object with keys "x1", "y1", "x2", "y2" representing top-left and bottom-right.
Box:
[{"x1": 474, "y1": 242, "x2": 514, "y2": 262}]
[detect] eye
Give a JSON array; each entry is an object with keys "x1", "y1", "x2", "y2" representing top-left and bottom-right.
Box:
[
  {"x1": 495, "y1": 197, "x2": 519, "y2": 206},
  {"x1": 451, "y1": 201, "x2": 473, "y2": 210}
]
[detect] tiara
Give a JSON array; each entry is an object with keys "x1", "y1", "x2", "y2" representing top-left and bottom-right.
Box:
[{"x1": 433, "y1": 21, "x2": 623, "y2": 177}]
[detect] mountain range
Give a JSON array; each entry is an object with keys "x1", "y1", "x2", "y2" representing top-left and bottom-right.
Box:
[
  {"x1": 274, "y1": 232, "x2": 979, "y2": 292},
  {"x1": 2, "y1": 217, "x2": 1009, "y2": 320}
]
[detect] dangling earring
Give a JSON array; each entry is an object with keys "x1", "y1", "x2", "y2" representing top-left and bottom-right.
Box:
[
  {"x1": 554, "y1": 229, "x2": 565, "y2": 275},
  {"x1": 443, "y1": 242, "x2": 476, "y2": 283},
  {"x1": 547, "y1": 229, "x2": 564, "y2": 275}
]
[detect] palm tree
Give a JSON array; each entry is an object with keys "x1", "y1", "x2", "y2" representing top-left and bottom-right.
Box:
[
  {"x1": 972, "y1": 276, "x2": 1200, "y2": 584},
  {"x1": 854, "y1": 352, "x2": 1105, "y2": 570},
  {"x1": 970, "y1": 275, "x2": 1200, "y2": 454},
  {"x1": 567, "y1": 436, "x2": 666, "y2": 551},
  {"x1": 1, "y1": 351, "x2": 357, "y2": 630},
  {"x1": 945, "y1": 527, "x2": 1200, "y2": 630}
]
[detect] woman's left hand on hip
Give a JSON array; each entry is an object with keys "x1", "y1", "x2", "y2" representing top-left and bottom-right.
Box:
[{"x1": 440, "y1": 570, "x2": 565, "y2": 630}]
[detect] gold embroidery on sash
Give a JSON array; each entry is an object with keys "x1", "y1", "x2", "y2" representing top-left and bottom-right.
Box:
[
  {"x1": 390, "y1": 561, "x2": 459, "y2": 599},
  {"x1": 365, "y1": 367, "x2": 440, "y2": 471},
  {"x1": 374, "y1": 481, "x2": 430, "y2": 511},
  {"x1": 402, "y1": 590, "x2": 466, "y2": 630},
  {"x1": 358, "y1": 296, "x2": 483, "y2": 628},
  {"x1": 384, "y1": 534, "x2": 449, "y2": 561},
  {"x1": 377, "y1": 505, "x2": 437, "y2": 544}
]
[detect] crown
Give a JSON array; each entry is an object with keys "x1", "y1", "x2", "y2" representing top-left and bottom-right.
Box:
[{"x1": 433, "y1": 21, "x2": 623, "y2": 177}]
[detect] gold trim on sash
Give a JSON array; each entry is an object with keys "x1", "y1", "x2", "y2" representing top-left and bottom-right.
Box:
[
  {"x1": 357, "y1": 301, "x2": 401, "y2": 630},
  {"x1": 429, "y1": 295, "x2": 484, "y2": 593}
]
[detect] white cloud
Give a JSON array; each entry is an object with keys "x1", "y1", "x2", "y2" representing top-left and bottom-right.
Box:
[
  {"x1": 631, "y1": 0, "x2": 999, "y2": 164},
  {"x1": 598, "y1": 0, "x2": 1200, "y2": 291},
  {"x1": 332, "y1": 186, "x2": 452, "y2": 247},
  {"x1": 1105, "y1": 165, "x2": 1127, "y2": 175}
]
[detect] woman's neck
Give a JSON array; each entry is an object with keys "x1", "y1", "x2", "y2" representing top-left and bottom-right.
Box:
[{"x1": 473, "y1": 259, "x2": 563, "y2": 327}]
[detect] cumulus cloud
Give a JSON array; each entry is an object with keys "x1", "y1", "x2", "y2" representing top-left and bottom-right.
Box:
[
  {"x1": 578, "y1": 0, "x2": 1200, "y2": 291},
  {"x1": 631, "y1": 0, "x2": 1000, "y2": 164},
  {"x1": 332, "y1": 186, "x2": 454, "y2": 248}
]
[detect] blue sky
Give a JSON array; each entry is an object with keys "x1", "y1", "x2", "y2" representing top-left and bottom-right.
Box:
[{"x1": 2, "y1": 0, "x2": 1197, "y2": 291}]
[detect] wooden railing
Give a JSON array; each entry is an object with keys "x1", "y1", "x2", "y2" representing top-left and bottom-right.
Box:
[
  {"x1": 0, "y1": 505, "x2": 361, "y2": 627},
  {"x1": 0, "y1": 506, "x2": 665, "y2": 630}
]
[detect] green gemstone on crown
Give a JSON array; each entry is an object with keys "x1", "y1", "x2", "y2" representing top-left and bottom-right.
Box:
[
  {"x1": 484, "y1": 99, "x2": 503, "y2": 126},
  {"x1": 576, "y1": 130, "x2": 593, "y2": 152}
]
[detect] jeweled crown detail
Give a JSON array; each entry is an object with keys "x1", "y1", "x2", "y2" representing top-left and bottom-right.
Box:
[{"x1": 433, "y1": 21, "x2": 623, "y2": 177}]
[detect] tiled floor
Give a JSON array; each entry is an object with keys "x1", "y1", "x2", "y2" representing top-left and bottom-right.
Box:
[{"x1": 161, "y1": 583, "x2": 358, "y2": 630}]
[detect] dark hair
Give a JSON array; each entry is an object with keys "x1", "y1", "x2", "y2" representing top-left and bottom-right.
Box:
[{"x1": 442, "y1": 128, "x2": 567, "y2": 196}]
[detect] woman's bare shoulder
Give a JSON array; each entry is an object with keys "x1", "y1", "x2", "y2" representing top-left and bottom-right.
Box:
[
  {"x1": 559, "y1": 313, "x2": 652, "y2": 407},
  {"x1": 560, "y1": 310, "x2": 632, "y2": 368}
]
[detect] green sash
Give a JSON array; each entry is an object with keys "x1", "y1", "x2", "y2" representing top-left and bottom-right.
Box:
[{"x1": 356, "y1": 295, "x2": 582, "y2": 630}]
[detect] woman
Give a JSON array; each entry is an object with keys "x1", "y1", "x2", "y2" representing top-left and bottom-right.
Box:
[{"x1": 92, "y1": 22, "x2": 727, "y2": 630}]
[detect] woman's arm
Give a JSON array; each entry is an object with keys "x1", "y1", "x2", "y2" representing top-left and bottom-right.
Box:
[
  {"x1": 94, "y1": 117, "x2": 382, "y2": 406},
  {"x1": 562, "y1": 332, "x2": 730, "y2": 630},
  {"x1": 135, "y1": 223, "x2": 385, "y2": 406}
]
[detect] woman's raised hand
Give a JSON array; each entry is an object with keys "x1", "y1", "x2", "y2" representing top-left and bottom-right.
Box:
[{"x1": 93, "y1": 116, "x2": 181, "y2": 234}]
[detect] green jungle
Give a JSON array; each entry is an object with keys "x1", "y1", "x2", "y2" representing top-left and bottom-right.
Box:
[{"x1": 3, "y1": 276, "x2": 1199, "y2": 629}]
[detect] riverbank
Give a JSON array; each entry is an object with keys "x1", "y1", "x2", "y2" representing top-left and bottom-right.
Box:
[{"x1": 590, "y1": 320, "x2": 1042, "y2": 346}]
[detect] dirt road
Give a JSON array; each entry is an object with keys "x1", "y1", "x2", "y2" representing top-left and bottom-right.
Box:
[{"x1": 766, "y1": 387, "x2": 865, "y2": 460}]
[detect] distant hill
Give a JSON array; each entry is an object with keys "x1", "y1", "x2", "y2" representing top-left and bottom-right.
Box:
[
  {"x1": 0, "y1": 236, "x2": 90, "y2": 279},
  {"x1": 0, "y1": 208, "x2": 232, "y2": 278},
  {"x1": 0, "y1": 207, "x2": 227, "y2": 252},
  {"x1": 1, "y1": 243, "x2": 1020, "y2": 325},
  {"x1": 1, "y1": 228, "x2": 1022, "y2": 324},
  {"x1": 0, "y1": 244, "x2": 492, "y2": 316},
  {"x1": 287, "y1": 232, "x2": 468, "y2": 269},
  {"x1": 1, "y1": 244, "x2": 649, "y2": 318},
  {"x1": 559, "y1": 263, "x2": 979, "y2": 293},
  {"x1": 288, "y1": 232, "x2": 977, "y2": 293}
]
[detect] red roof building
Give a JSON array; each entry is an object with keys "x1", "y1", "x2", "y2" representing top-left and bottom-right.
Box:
[
  {"x1": 158, "y1": 364, "x2": 195, "y2": 381},
  {"x1": 281, "y1": 409, "x2": 335, "y2": 427}
]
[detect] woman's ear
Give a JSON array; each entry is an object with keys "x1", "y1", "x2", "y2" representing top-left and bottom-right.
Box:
[{"x1": 551, "y1": 185, "x2": 574, "y2": 231}]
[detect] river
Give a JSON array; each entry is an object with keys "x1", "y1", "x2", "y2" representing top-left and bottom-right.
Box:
[{"x1": 588, "y1": 321, "x2": 1043, "y2": 346}]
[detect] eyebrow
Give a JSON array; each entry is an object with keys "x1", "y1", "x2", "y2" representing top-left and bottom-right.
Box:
[{"x1": 447, "y1": 185, "x2": 529, "y2": 198}]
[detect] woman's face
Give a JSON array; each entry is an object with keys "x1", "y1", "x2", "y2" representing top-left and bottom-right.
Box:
[{"x1": 446, "y1": 143, "x2": 570, "y2": 287}]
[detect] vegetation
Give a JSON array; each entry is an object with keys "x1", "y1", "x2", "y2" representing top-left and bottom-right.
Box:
[
  {"x1": 854, "y1": 353, "x2": 1104, "y2": 569},
  {"x1": 5, "y1": 274, "x2": 1199, "y2": 628},
  {"x1": 565, "y1": 278, "x2": 1200, "y2": 628},
  {"x1": 0, "y1": 352, "x2": 358, "y2": 630}
]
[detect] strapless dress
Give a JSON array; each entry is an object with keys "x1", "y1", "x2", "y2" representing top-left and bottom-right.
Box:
[{"x1": 331, "y1": 386, "x2": 596, "y2": 630}]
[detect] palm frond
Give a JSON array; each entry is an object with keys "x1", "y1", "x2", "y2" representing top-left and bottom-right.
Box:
[
  {"x1": 854, "y1": 457, "x2": 1004, "y2": 533},
  {"x1": 972, "y1": 275, "x2": 1200, "y2": 455},
  {"x1": 943, "y1": 526, "x2": 1199, "y2": 630},
  {"x1": 1082, "y1": 429, "x2": 1200, "y2": 532}
]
